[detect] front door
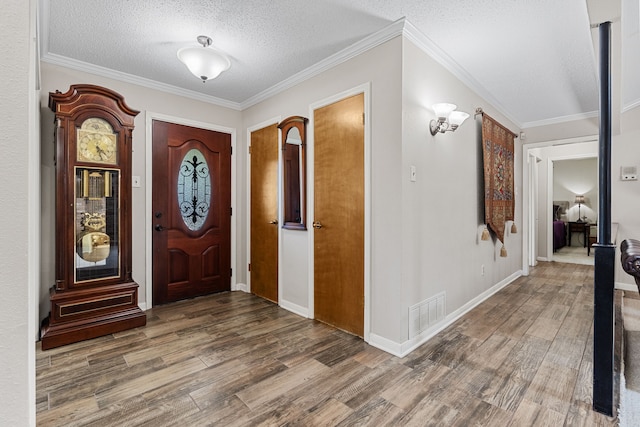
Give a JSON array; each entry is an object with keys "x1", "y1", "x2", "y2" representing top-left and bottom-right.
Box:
[
  {"x1": 152, "y1": 120, "x2": 231, "y2": 305},
  {"x1": 250, "y1": 124, "x2": 279, "y2": 302},
  {"x1": 313, "y1": 93, "x2": 365, "y2": 336}
]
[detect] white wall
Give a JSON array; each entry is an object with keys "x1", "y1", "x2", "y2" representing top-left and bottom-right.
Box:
[
  {"x1": 1, "y1": 0, "x2": 36, "y2": 425},
  {"x1": 612, "y1": 127, "x2": 640, "y2": 287},
  {"x1": 553, "y1": 158, "x2": 598, "y2": 224},
  {"x1": 400, "y1": 39, "x2": 523, "y2": 346},
  {"x1": 39, "y1": 62, "x2": 243, "y2": 315}
]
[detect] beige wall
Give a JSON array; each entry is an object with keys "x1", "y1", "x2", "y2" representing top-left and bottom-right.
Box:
[
  {"x1": 1, "y1": 0, "x2": 36, "y2": 425},
  {"x1": 400, "y1": 39, "x2": 523, "y2": 347}
]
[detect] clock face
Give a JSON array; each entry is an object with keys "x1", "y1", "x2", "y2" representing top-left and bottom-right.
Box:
[{"x1": 77, "y1": 118, "x2": 118, "y2": 164}]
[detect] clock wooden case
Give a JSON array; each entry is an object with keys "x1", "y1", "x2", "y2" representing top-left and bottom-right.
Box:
[{"x1": 41, "y1": 84, "x2": 146, "y2": 350}]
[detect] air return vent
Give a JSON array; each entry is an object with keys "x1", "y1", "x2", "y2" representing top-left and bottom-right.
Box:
[{"x1": 409, "y1": 292, "x2": 445, "y2": 339}]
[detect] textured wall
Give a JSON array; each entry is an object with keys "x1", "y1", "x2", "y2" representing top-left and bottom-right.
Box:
[{"x1": 0, "y1": 0, "x2": 35, "y2": 425}]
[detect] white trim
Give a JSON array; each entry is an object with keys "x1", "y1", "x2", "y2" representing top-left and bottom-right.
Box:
[
  {"x1": 520, "y1": 110, "x2": 599, "y2": 129},
  {"x1": 308, "y1": 82, "x2": 372, "y2": 342},
  {"x1": 41, "y1": 53, "x2": 242, "y2": 111},
  {"x1": 29, "y1": 2, "x2": 39, "y2": 424},
  {"x1": 279, "y1": 298, "x2": 310, "y2": 319},
  {"x1": 521, "y1": 135, "x2": 598, "y2": 269},
  {"x1": 234, "y1": 282, "x2": 248, "y2": 293},
  {"x1": 616, "y1": 282, "x2": 639, "y2": 292},
  {"x1": 370, "y1": 271, "x2": 523, "y2": 357},
  {"x1": 245, "y1": 117, "x2": 281, "y2": 297},
  {"x1": 144, "y1": 112, "x2": 237, "y2": 309},
  {"x1": 242, "y1": 20, "x2": 403, "y2": 109},
  {"x1": 546, "y1": 152, "x2": 598, "y2": 261}
]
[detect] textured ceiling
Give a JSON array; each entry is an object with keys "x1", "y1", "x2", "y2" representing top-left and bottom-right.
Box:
[{"x1": 40, "y1": 0, "x2": 637, "y2": 128}]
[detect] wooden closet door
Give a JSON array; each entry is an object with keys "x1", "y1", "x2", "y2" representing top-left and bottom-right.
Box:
[
  {"x1": 250, "y1": 124, "x2": 279, "y2": 302},
  {"x1": 313, "y1": 93, "x2": 365, "y2": 336}
]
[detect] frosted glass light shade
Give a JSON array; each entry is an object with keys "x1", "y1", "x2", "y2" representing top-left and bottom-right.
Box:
[
  {"x1": 432, "y1": 103, "x2": 457, "y2": 119},
  {"x1": 448, "y1": 110, "x2": 470, "y2": 127},
  {"x1": 177, "y1": 46, "x2": 231, "y2": 81}
]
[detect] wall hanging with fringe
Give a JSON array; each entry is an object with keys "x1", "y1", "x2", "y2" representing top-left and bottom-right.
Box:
[{"x1": 477, "y1": 108, "x2": 518, "y2": 257}]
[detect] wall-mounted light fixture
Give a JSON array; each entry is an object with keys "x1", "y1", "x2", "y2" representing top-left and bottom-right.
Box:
[
  {"x1": 430, "y1": 103, "x2": 469, "y2": 135},
  {"x1": 177, "y1": 35, "x2": 231, "y2": 82}
]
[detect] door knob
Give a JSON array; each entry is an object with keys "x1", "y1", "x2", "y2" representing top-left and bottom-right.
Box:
[
  {"x1": 154, "y1": 211, "x2": 163, "y2": 218},
  {"x1": 312, "y1": 221, "x2": 323, "y2": 229},
  {"x1": 269, "y1": 219, "x2": 278, "y2": 225},
  {"x1": 154, "y1": 224, "x2": 165, "y2": 231}
]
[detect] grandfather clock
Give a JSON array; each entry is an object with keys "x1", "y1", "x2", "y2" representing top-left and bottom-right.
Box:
[{"x1": 40, "y1": 84, "x2": 146, "y2": 350}]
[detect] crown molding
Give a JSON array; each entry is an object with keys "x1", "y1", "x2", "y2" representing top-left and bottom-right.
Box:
[
  {"x1": 239, "y1": 17, "x2": 407, "y2": 110},
  {"x1": 400, "y1": 20, "x2": 523, "y2": 129},
  {"x1": 40, "y1": 52, "x2": 243, "y2": 111},
  {"x1": 520, "y1": 110, "x2": 599, "y2": 129}
]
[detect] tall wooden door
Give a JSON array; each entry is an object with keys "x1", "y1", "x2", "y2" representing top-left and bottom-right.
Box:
[
  {"x1": 313, "y1": 93, "x2": 365, "y2": 336},
  {"x1": 250, "y1": 124, "x2": 279, "y2": 302},
  {"x1": 152, "y1": 120, "x2": 231, "y2": 305}
]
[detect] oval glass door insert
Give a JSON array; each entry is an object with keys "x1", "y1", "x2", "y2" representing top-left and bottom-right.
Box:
[{"x1": 177, "y1": 148, "x2": 211, "y2": 231}]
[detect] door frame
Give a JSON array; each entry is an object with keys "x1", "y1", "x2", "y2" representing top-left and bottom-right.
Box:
[
  {"x1": 546, "y1": 153, "x2": 598, "y2": 261},
  {"x1": 308, "y1": 83, "x2": 371, "y2": 342},
  {"x1": 245, "y1": 117, "x2": 282, "y2": 296},
  {"x1": 521, "y1": 135, "x2": 597, "y2": 272},
  {"x1": 145, "y1": 112, "x2": 236, "y2": 310}
]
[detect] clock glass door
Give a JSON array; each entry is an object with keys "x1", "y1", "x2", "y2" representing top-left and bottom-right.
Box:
[{"x1": 74, "y1": 167, "x2": 120, "y2": 282}]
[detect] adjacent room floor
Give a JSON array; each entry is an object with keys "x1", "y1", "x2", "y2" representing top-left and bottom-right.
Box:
[{"x1": 36, "y1": 262, "x2": 618, "y2": 426}]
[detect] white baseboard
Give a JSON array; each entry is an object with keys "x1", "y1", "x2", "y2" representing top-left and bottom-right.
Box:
[
  {"x1": 234, "y1": 282, "x2": 249, "y2": 292},
  {"x1": 279, "y1": 299, "x2": 310, "y2": 318},
  {"x1": 138, "y1": 302, "x2": 147, "y2": 311},
  {"x1": 369, "y1": 270, "x2": 523, "y2": 358},
  {"x1": 616, "y1": 282, "x2": 639, "y2": 293}
]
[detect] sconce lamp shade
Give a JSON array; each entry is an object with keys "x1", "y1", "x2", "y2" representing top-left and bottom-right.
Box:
[
  {"x1": 177, "y1": 36, "x2": 231, "y2": 82},
  {"x1": 575, "y1": 195, "x2": 585, "y2": 204},
  {"x1": 430, "y1": 103, "x2": 469, "y2": 135},
  {"x1": 448, "y1": 110, "x2": 470, "y2": 127},
  {"x1": 432, "y1": 103, "x2": 457, "y2": 119}
]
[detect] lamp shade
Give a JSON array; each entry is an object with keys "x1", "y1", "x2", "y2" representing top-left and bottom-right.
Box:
[
  {"x1": 448, "y1": 110, "x2": 470, "y2": 127},
  {"x1": 432, "y1": 103, "x2": 457, "y2": 119},
  {"x1": 177, "y1": 44, "x2": 230, "y2": 82},
  {"x1": 575, "y1": 195, "x2": 585, "y2": 204}
]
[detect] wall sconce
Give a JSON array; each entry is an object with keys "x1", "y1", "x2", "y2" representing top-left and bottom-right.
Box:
[
  {"x1": 177, "y1": 35, "x2": 231, "y2": 82},
  {"x1": 430, "y1": 103, "x2": 470, "y2": 135},
  {"x1": 574, "y1": 195, "x2": 585, "y2": 222}
]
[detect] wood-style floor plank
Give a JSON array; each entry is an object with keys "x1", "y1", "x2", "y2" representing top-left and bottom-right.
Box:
[{"x1": 36, "y1": 262, "x2": 619, "y2": 426}]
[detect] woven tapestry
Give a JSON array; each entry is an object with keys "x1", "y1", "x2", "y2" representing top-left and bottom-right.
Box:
[{"x1": 481, "y1": 114, "x2": 516, "y2": 256}]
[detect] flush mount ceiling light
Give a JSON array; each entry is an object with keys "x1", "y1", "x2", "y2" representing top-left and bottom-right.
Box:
[
  {"x1": 430, "y1": 103, "x2": 469, "y2": 135},
  {"x1": 177, "y1": 35, "x2": 231, "y2": 82}
]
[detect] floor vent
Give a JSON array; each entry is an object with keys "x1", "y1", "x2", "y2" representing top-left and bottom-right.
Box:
[{"x1": 409, "y1": 292, "x2": 445, "y2": 339}]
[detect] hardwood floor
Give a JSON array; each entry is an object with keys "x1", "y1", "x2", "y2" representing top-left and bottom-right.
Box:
[{"x1": 36, "y1": 262, "x2": 618, "y2": 426}]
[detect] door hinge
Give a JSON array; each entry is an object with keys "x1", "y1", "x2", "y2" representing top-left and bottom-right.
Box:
[
  {"x1": 249, "y1": 145, "x2": 252, "y2": 154},
  {"x1": 230, "y1": 146, "x2": 233, "y2": 155},
  {"x1": 362, "y1": 112, "x2": 365, "y2": 125},
  {"x1": 248, "y1": 263, "x2": 251, "y2": 271},
  {"x1": 230, "y1": 268, "x2": 233, "y2": 277},
  {"x1": 230, "y1": 207, "x2": 233, "y2": 216}
]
